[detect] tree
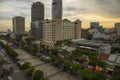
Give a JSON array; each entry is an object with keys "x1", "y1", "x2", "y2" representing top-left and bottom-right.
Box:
[
  {"x1": 63, "y1": 60, "x2": 72, "y2": 71},
  {"x1": 70, "y1": 64, "x2": 80, "y2": 73},
  {"x1": 61, "y1": 50, "x2": 69, "y2": 59},
  {"x1": 81, "y1": 69, "x2": 93, "y2": 80},
  {"x1": 51, "y1": 49, "x2": 58, "y2": 55},
  {"x1": 26, "y1": 66, "x2": 35, "y2": 76},
  {"x1": 113, "y1": 75, "x2": 120, "y2": 80},
  {"x1": 92, "y1": 72, "x2": 106, "y2": 80},
  {"x1": 113, "y1": 66, "x2": 120, "y2": 80},
  {"x1": 4, "y1": 45, "x2": 18, "y2": 58},
  {"x1": 69, "y1": 49, "x2": 82, "y2": 61},
  {"x1": 32, "y1": 70, "x2": 44, "y2": 80},
  {"x1": 50, "y1": 56, "x2": 58, "y2": 63},
  {"x1": 89, "y1": 55, "x2": 106, "y2": 69},
  {"x1": 21, "y1": 62, "x2": 31, "y2": 70}
]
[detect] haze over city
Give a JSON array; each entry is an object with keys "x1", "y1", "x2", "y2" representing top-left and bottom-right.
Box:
[{"x1": 0, "y1": 0, "x2": 120, "y2": 31}]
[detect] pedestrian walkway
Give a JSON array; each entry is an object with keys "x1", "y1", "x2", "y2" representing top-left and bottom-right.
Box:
[{"x1": 16, "y1": 49, "x2": 79, "y2": 80}]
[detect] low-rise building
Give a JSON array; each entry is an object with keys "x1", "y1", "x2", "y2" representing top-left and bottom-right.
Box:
[{"x1": 72, "y1": 39, "x2": 111, "y2": 54}]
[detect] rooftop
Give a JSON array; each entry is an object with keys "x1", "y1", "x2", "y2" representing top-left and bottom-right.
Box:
[{"x1": 99, "y1": 54, "x2": 110, "y2": 60}]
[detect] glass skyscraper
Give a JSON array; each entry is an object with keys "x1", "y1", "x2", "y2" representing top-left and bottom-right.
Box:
[{"x1": 52, "y1": 0, "x2": 62, "y2": 20}]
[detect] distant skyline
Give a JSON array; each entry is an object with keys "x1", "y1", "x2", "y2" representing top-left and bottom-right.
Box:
[{"x1": 0, "y1": 0, "x2": 120, "y2": 31}]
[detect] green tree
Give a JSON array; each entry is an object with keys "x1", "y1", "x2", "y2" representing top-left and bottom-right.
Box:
[
  {"x1": 92, "y1": 72, "x2": 106, "y2": 80},
  {"x1": 4, "y1": 45, "x2": 18, "y2": 58},
  {"x1": 70, "y1": 64, "x2": 80, "y2": 73},
  {"x1": 32, "y1": 70, "x2": 44, "y2": 80},
  {"x1": 50, "y1": 55, "x2": 58, "y2": 63},
  {"x1": 81, "y1": 69, "x2": 93, "y2": 80},
  {"x1": 26, "y1": 66, "x2": 35, "y2": 76},
  {"x1": 61, "y1": 50, "x2": 69, "y2": 59},
  {"x1": 51, "y1": 49, "x2": 58, "y2": 55},
  {"x1": 113, "y1": 66, "x2": 120, "y2": 80},
  {"x1": 63, "y1": 60, "x2": 72, "y2": 71},
  {"x1": 69, "y1": 49, "x2": 82, "y2": 61},
  {"x1": 21, "y1": 62, "x2": 31, "y2": 70}
]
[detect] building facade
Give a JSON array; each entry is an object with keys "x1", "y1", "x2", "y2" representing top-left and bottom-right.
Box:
[
  {"x1": 43, "y1": 19, "x2": 54, "y2": 46},
  {"x1": 115, "y1": 23, "x2": 120, "y2": 36},
  {"x1": 31, "y1": 2, "x2": 44, "y2": 21},
  {"x1": 12, "y1": 16, "x2": 25, "y2": 35},
  {"x1": 73, "y1": 39, "x2": 111, "y2": 54},
  {"x1": 31, "y1": 2, "x2": 44, "y2": 39},
  {"x1": 31, "y1": 21, "x2": 43, "y2": 39},
  {"x1": 52, "y1": 0, "x2": 62, "y2": 20},
  {"x1": 43, "y1": 19, "x2": 81, "y2": 46}
]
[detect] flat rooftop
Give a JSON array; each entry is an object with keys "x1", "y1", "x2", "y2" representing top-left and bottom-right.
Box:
[{"x1": 74, "y1": 40, "x2": 109, "y2": 48}]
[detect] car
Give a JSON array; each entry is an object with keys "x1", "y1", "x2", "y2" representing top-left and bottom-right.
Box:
[{"x1": 7, "y1": 76, "x2": 13, "y2": 80}]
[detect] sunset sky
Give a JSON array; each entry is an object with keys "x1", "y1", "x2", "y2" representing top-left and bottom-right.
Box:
[{"x1": 0, "y1": 0, "x2": 120, "y2": 31}]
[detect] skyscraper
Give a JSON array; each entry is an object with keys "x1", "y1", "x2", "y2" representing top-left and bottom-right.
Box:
[
  {"x1": 13, "y1": 16, "x2": 25, "y2": 35},
  {"x1": 52, "y1": 0, "x2": 62, "y2": 20},
  {"x1": 31, "y1": 2, "x2": 44, "y2": 39},
  {"x1": 31, "y1": 2, "x2": 44, "y2": 21}
]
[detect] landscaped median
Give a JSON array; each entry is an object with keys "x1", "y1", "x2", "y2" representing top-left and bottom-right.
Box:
[{"x1": 19, "y1": 62, "x2": 49, "y2": 80}]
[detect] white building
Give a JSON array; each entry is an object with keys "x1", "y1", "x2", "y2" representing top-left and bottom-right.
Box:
[
  {"x1": 43, "y1": 19, "x2": 54, "y2": 46},
  {"x1": 43, "y1": 19, "x2": 81, "y2": 46},
  {"x1": 61, "y1": 19, "x2": 75, "y2": 40}
]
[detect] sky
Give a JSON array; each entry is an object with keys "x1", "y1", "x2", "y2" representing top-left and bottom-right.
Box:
[{"x1": 0, "y1": 0, "x2": 120, "y2": 31}]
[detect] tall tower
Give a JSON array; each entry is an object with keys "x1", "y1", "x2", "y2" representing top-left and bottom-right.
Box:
[
  {"x1": 31, "y1": 2, "x2": 44, "y2": 21},
  {"x1": 52, "y1": 0, "x2": 62, "y2": 20},
  {"x1": 31, "y1": 2, "x2": 44, "y2": 39},
  {"x1": 13, "y1": 16, "x2": 25, "y2": 35}
]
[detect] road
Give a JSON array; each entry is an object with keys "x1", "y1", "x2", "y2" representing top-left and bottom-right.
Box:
[{"x1": 0, "y1": 48, "x2": 29, "y2": 80}]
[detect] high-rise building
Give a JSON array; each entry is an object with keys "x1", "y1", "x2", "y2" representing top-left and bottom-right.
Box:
[
  {"x1": 52, "y1": 0, "x2": 62, "y2": 20},
  {"x1": 115, "y1": 23, "x2": 120, "y2": 36},
  {"x1": 31, "y1": 21, "x2": 43, "y2": 39},
  {"x1": 13, "y1": 16, "x2": 25, "y2": 35},
  {"x1": 31, "y1": 2, "x2": 44, "y2": 21},
  {"x1": 31, "y1": 2, "x2": 44, "y2": 39}
]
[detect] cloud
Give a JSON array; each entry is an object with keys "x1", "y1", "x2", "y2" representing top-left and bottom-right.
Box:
[
  {"x1": 0, "y1": 16, "x2": 11, "y2": 20},
  {"x1": 0, "y1": 0, "x2": 120, "y2": 31}
]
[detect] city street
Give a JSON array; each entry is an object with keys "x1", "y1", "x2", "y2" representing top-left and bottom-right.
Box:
[{"x1": 0, "y1": 48, "x2": 29, "y2": 80}]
